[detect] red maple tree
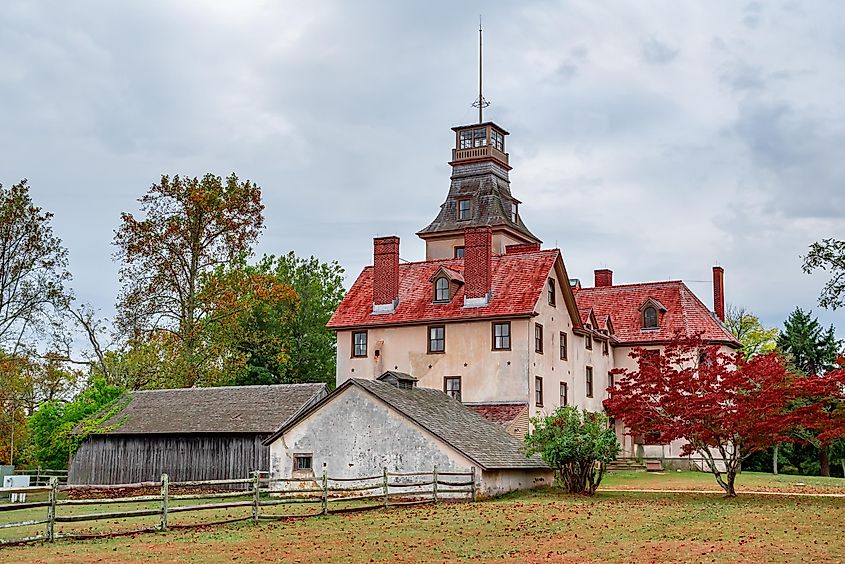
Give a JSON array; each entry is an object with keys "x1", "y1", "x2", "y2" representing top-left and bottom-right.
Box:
[{"x1": 603, "y1": 334, "x2": 845, "y2": 496}]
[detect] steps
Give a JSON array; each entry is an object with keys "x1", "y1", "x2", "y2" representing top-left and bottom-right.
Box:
[{"x1": 605, "y1": 458, "x2": 648, "y2": 472}]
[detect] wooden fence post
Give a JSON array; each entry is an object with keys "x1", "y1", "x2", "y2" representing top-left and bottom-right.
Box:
[
  {"x1": 432, "y1": 465, "x2": 438, "y2": 504},
  {"x1": 470, "y1": 467, "x2": 476, "y2": 502},
  {"x1": 159, "y1": 474, "x2": 169, "y2": 531},
  {"x1": 251, "y1": 471, "x2": 260, "y2": 523},
  {"x1": 47, "y1": 477, "x2": 57, "y2": 542},
  {"x1": 320, "y1": 467, "x2": 328, "y2": 515},
  {"x1": 383, "y1": 467, "x2": 389, "y2": 508}
]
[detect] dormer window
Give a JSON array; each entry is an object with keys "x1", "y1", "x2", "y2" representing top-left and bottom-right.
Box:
[
  {"x1": 643, "y1": 306, "x2": 659, "y2": 329},
  {"x1": 639, "y1": 298, "x2": 667, "y2": 331},
  {"x1": 434, "y1": 277, "x2": 450, "y2": 302},
  {"x1": 510, "y1": 202, "x2": 518, "y2": 223},
  {"x1": 458, "y1": 199, "x2": 471, "y2": 220}
]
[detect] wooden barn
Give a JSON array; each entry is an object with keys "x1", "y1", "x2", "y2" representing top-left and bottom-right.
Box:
[{"x1": 68, "y1": 383, "x2": 327, "y2": 485}]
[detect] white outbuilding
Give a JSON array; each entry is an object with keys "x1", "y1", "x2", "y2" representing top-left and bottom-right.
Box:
[{"x1": 264, "y1": 372, "x2": 552, "y2": 497}]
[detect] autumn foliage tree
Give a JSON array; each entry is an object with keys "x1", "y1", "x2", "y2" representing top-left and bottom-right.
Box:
[
  {"x1": 114, "y1": 173, "x2": 264, "y2": 387},
  {"x1": 604, "y1": 335, "x2": 845, "y2": 497}
]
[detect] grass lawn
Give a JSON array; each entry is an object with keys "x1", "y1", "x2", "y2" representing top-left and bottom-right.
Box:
[{"x1": 1, "y1": 471, "x2": 843, "y2": 563}]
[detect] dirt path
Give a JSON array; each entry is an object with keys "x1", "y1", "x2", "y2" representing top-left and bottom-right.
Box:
[{"x1": 603, "y1": 487, "x2": 845, "y2": 498}]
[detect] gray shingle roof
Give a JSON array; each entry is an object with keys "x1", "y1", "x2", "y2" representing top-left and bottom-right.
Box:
[
  {"x1": 272, "y1": 378, "x2": 548, "y2": 471},
  {"x1": 96, "y1": 383, "x2": 327, "y2": 435}
]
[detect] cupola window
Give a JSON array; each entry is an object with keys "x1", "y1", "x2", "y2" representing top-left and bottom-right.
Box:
[
  {"x1": 459, "y1": 127, "x2": 487, "y2": 149},
  {"x1": 643, "y1": 306, "x2": 659, "y2": 329},
  {"x1": 434, "y1": 277, "x2": 450, "y2": 302},
  {"x1": 458, "y1": 199, "x2": 471, "y2": 220},
  {"x1": 491, "y1": 129, "x2": 505, "y2": 151}
]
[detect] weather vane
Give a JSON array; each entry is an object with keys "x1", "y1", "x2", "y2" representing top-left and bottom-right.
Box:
[{"x1": 471, "y1": 15, "x2": 490, "y2": 124}]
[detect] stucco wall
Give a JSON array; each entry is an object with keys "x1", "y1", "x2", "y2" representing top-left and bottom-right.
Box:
[
  {"x1": 268, "y1": 385, "x2": 547, "y2": 496},
  {"x1": 337, "y1": 319, "x2": 532, "y2": 404}
]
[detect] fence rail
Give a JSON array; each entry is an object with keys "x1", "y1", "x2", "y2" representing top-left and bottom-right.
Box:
[
  {"x1": 0, "y1": 465, "x2": 475, "y2": 546},
  {"x1": 11, "y1": 468, "x2": 68, "y2": 487}
]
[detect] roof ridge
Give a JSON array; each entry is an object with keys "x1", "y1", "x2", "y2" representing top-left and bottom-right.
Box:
[
  {"x1": 579, "y1": 280, "x2": 684, "y2": 291},
  {"x1": 131, "y1": 383, "x2": 326, "y2": 394}
]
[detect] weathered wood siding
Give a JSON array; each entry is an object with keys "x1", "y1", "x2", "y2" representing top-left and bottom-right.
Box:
[{"x1": 68, "y1": 434, "x2": 269, "y2": 485}]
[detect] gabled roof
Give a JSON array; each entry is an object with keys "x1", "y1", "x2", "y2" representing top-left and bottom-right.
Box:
[
  {"x1": 91, "y1": 384, "x2": 328, "y2": 435},
  {"x1": 328, "y1": 250, "x2": 581, "y2": 329},
  {"x1": 267, "y1": 379, "x2": 549, "y2": 471},
  {"x1": 574, "y1": 281, "x2": 739, "y2": 347}
]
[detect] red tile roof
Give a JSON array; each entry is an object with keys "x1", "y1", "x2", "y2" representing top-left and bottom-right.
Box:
[
  {"x1": 467, "y1": 403, "x2": 528, "y2": 427},
  {"x1": 327, "y1": 250, "x2": 559, "y2": 329},
  {"x1": 574, "y1": 281, "x2": 739, "y2": 347}
]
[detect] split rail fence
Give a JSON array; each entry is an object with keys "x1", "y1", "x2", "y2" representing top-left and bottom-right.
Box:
[{"x1": 0, "y1": 466, "x2": 476, "y2": 546}]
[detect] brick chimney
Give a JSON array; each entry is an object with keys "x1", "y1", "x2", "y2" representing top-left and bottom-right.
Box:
[
  {"x1": 713, "y1": 265, "x2": 725, "y2": 322},
  {"x1": 463, "y1": 226, "x2": 492, "y2": 307},
  {"x1": 372, "y1": 236, "x2": 400, "y2": 314},
  {"x1": 594, "y1": 269, "x2": 613, "y2": 288}
]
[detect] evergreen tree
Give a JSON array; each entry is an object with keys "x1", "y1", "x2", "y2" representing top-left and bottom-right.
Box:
[
  {"x1": 776, "y1": 307, "x2": 840, "y2": 375},
  {"x1": 776, "y1": 307, "x2": 842, "y2": 476}
]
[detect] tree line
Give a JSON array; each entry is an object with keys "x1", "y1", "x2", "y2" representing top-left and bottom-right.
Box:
[{"x1": 0, "y1": 174, "x2": 345, "y2": 469}]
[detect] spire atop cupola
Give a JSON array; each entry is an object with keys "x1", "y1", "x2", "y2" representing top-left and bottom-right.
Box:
[{"x1": 416, "y1": 23, "x2": 540, "y2": 261}]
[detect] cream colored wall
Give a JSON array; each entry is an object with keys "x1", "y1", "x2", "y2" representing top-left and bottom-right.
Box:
[
  {"x1": 424, "y1": 232, "x2": 528, "y2": 260},
  {"x1": 526, "y1": 269, "x2": 614, "y2": 419},
  {"x1": 337, "y1": 318, "x2": 532, "y2": 404}
]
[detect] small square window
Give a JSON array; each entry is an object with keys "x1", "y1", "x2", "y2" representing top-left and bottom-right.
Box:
[
  {"x1": 559, "y1": 382, "x2": 568, "y2": 407},
  {"x1": 586, "y1": 366, "x2": 594, "y2": 398},
  {"x1": 428, "y1": 325, "x2": 445, "y2": 354},
  {"x1": 444, "y1": 376, "x2": 461, "y2": 401},
  {"x1": 559, "y1": 332, "x2": 568, "y2": 360},
  {"x1": 493, "y1": 322, "x2": 511, "y2": 350},
  {"x1": 454, "y1": 246, "x2": 465, "y2": 258},
  {"x1": 458, "y1": 199, "x2": 471, "y2": 221},
  {"x1": 535, "y1": 324, "x2": 544, "y2": 354},
  {"x1": 535, "y1": 376, "x2": 544, "y2": 407},
  {"x1": 352, "y1": 331, "x2": 367, "y2": 358},
  {"x1": 294, "y1": 454, "x2": 312, "y2": 471}
]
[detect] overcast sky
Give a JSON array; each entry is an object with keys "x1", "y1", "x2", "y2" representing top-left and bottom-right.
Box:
[{"x1": 1, "y1": 1, "x2": 843, "y2": 339}]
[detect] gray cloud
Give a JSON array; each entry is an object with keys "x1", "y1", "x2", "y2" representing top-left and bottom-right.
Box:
[
  {"x1": 0, "y1": 0, "x2": 842, "y2": 340},
  {"x1": 641, "y1": 37, "x2": 679, "y2": 65}
]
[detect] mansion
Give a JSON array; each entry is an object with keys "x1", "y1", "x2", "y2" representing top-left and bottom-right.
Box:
[{"x1": 327, "y1": 119, "x2": 740, "y2": 459}]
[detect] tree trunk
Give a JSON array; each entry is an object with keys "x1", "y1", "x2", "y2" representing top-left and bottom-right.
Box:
[
  {"x1": 773, "y1": 444, "x2": 779, "y2": 475},
  {"x1": 725, "y1": 468, "x2": 737, "y2": 497},
  {"x1": 820, "y1": 445, "x2": 831, "y2": 477}
]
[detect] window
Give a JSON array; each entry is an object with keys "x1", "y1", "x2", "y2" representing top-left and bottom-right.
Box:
[
  {"x1": 586, "y1": 366, "x2": 594, "y2": 398},
  {"x1": 608, "y1": 372, "x2": 615, "y2": 389},
  {"x1": 534, "y1": 324, "x2": 544, "y2": 354},
  {"x1": 643, "y1": 306, "x2": 659, "y2": 329},
  {"x1": 535, "y1": 376, "x2": 544, "y2": 407},
  {"x1": 444, "y1": 376, "x2": 461, "y2": 401},
  {"x1": 472, "y1": 127, "x2": 487, "y2": 147},
  {"x1": 602, "y1": 339, "x2": 609, "y2": 355},
  {"x1": 642, "y1": 349, "x2": 660, "y2": 366},
  {"x1": 559, "y1": 332, "x2": 568, "y2": 360},
  {"x1": 492, "y1": 322, "x2": 511, "y2": 350},
  {"x1": 491, "y1": 129, "x2": 505, "y2": 151},
  {"x1": 352, "y1": 331, "x2": 367, "y2": 358},
  {"x1": 428, "y1": 325, "x2": 445, "y2": 354},
  {"x1": 434, "y1": 277, "x2": 450, "y2": 302},
  {"x1": 510, "y1": 201, "x2": 518, "y2": 223},
  {"x1": 459, "y1": 130, "x2": 473, "y2": 149},
  {"x1": 559, "y1": 382, "x2": 568, "y2": 407},
  {"x1": 293, "y1": 454, "x2": 312, "y2": 471},
  {"x1": 585, "y1": 333, "x2": 592, "y2": 350},
  {"x1": 454, "y1": 246, "x2": 465, "y2": 258},
  {"x1": 548, "y1": 279, "x2": 556, "y2": 306},
  {"x1": 458, "y1": 199, "x2": 471, "y2": 220}
]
